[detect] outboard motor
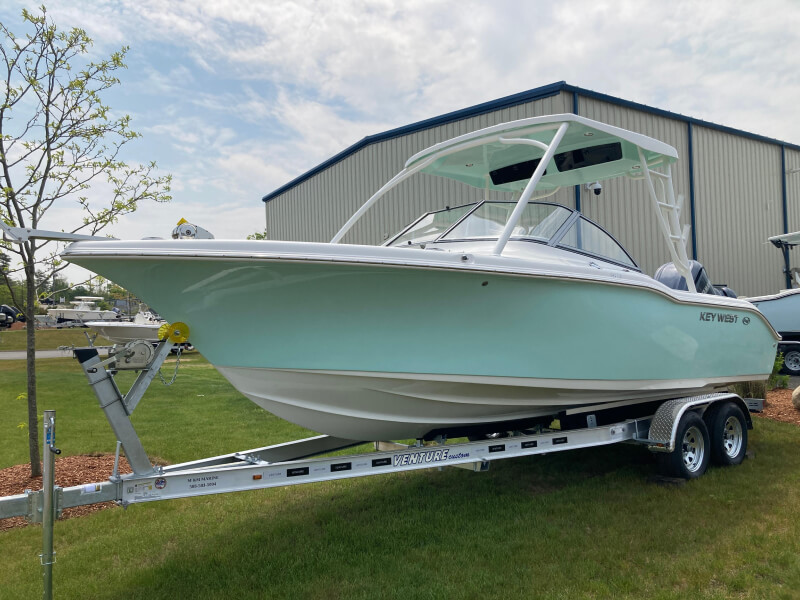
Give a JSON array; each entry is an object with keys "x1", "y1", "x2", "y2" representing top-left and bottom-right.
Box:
[
  {"x1": 712, "y1": 284, "x2": 738, "y2": 298},
  {"x1": 654, "y1": 260, "x2": 737, "y2": 298}
]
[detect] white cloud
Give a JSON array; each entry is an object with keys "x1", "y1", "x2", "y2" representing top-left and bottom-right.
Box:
[
  {"x1": 270, "y1": 89, "x2": 391, "y2": 157},
  {"x1": 138, "y1": 64, "x2": 196, "y2": 96},
  {"x1": 15, "y1": 0, "x2": 800, "y2": 143},
  {"x1": 144, "y1": 117, "x2": 238, "y2": 155}
]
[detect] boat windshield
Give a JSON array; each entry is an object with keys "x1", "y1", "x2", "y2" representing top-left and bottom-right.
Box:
[
  {"x1": 557, "y1": 217, "x2": 637, "y2": 268},
  {"x1": 441, "y1": 202, "x2": 571, "y2": 242},
  {"x1": 387, "y1": 200, "x2": 637, "y2": 268},
  {"x1": 388, "y1": 204, "x2": 475, "y2": 246}
]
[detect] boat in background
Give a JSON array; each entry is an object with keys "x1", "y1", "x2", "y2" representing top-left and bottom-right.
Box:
[
  {"x1": 85, "y1": 307, "x2": 165, "y2": 344},
  {"x1": 745, "y1": 231, "x2": 800, "y2": 374},
  {"x1": 747, "y1": 288, "x2": 800, "y2": 340},
  {"x1": 58, "y1": 114, "x2": 778, "y2": 440},
  {"x1": 47, "y1": 296, "x2": 119, "y2": 324}
]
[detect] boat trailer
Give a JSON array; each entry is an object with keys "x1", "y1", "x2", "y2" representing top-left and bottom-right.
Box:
[
  {"x1": 0, "y1": 334, "x2": 759, "y2": 597},
  {"x1": 0, "y1": 334, "x2": 758, "y2": 519}
]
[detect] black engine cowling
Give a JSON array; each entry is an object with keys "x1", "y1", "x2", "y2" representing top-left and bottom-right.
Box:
[{"x1": 654, "y1": 260, "x2": 736, "y2": 298}]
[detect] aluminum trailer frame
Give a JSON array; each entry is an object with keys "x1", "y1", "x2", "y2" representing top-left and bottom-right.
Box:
[
  {"x1": 0, "y1": 339, "x2": 752, "y2": 523},
  {"x1": 0, "y1": 418, "x2": 649, "y2": 523}
]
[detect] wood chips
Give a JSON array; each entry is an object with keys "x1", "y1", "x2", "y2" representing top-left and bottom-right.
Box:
[
  {"x1": 0, "y1": 454, "x2": 131, "y2": 532},
  {"x1": 757, "y1": 387, "x2": 800, "y2": 426}
]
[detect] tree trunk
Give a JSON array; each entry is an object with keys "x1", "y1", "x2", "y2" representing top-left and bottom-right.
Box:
[{"x1": 26, "y1": 264, "x2": 41, "y2": 477}]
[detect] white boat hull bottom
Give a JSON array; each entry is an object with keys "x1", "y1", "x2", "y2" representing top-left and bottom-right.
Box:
[
  {"x1": 85, "y1": 321, "x2": 161, "y2": 344},
  {"x1": 47, "y1": 310, "x2": 119, "y2": 322},
  {"x1": 216, "y1": 366, "x2": 747, "y2": 440}
]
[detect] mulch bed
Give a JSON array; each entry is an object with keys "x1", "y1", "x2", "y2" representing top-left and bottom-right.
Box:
[
  {"x1": 757, "y1": 387, "x2": 800, "y2": 426},
  {"x1": 0, "y1": 454, "x2": 131, "y2": 532},
  {"x1": 1, "y1": 389, "x2": 798, "y2": 532}
]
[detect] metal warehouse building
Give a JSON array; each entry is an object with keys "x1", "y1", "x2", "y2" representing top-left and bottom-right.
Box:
[{"x1": 262, "y1": 81, "x2": 800, "y2": 298}]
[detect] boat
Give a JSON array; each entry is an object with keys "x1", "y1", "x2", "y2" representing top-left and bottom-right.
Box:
[
  {"x1": 58, "y1": 114, "x2": 779, "y2": 440},
  {"x1": 46, "y1": 296, "x2": 119, "y2": 324},
  {"x1": 744, "y1": 231, "x2": 800, "y2": 373},
  {"x1": 85, "y1": 307, "x2": 165, "y2": 344},
  {"x1": 747, "y1": 288, "x2": 800, "y2": 340}
]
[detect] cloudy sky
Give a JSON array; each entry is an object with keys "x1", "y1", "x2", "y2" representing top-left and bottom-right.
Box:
[{"x1": 1, "y1": 0, "x2": 799, "y2": 281}]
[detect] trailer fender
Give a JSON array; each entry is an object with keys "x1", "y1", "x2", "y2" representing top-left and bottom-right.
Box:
[{"x1": 645, "y1": 393, "x2": 751, "y2": 453}]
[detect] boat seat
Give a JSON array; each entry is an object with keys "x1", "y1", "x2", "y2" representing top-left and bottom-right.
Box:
[{"x1": 654, "y1": 260, "x2": 737, "y2": 297}]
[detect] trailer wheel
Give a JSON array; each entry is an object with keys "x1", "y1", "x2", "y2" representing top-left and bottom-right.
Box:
[
  {"x1": 783, "y1": 350, "x2": 800, "y2": 375},
  {"x1": 706, "y1": 402, "x2": 748, "y2": 466},
  {"x1": 658, "y1": 412, "x2": 709, "y2": 479}
]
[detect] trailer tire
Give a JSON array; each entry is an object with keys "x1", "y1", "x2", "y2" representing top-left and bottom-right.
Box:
[
  {"x1": 706, "y1": 402, "x2": 748, "y2": 467},
  {"x1": 782, "y1": 350, "x2": 800, "y2": 375},
  {"x1": 657, "y1": 412, "x2": 710, "y2": 479}
]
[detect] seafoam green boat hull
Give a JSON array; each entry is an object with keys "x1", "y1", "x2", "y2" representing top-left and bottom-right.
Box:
[{"x1": 73, "y1": 256, "x2": 777, "y2": 383}]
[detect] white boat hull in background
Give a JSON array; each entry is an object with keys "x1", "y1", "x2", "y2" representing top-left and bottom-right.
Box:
[
  {"x1": 85, "y1": 320, "x2": 162, "y2": 344},
  {"x1": 748, "y1": 288, "x2": 800, "y2": 335},
  {"x1": 47, "y1": 308, "x2": 118, "y2": 322}
]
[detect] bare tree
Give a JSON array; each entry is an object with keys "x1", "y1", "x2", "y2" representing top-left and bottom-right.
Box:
[{"x1": 0, "y1": 7, "x2": 171, "y2": 476}]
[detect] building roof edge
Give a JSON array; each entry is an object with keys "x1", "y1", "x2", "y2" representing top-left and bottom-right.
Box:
[{"x1": 263, "y1": 81, "x2": 800, "y2": 202}]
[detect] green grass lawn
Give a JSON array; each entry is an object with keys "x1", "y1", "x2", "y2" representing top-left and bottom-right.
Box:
[
  {"x1": 1, "y1": 357, "x2": 799, "y2": 599},
  {"x1": 0, "y1": 328, "x2": 112, "y2": 351}
]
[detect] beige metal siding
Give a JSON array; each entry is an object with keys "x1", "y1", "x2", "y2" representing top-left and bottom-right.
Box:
[
  {"x1": 693, "y1": 127, "x2": 784, "y2": 297},
  {"x1": 782, "y1": 147, "x2": 800, "y2": 288},
  {"x1": 577, "y1": 97, "x2": 691, "y2": 277},
  {"x1": 786, "y1": 147, "x2": 800, "y2": 231},
  {"x1": 265, "y1": 92, "x2": 573, "y2": 245}
]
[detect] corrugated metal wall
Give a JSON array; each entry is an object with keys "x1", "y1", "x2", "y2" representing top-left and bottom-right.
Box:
[
  {"x1": 785, "y1": 147, "x2": 800, "y2": 277},
  {"x1": 264, "y1": 90, "x2": 796, "y2": 297},
  {"x1": 576, "y1": 97, "x2": 690, "y2": 277},
  {"x1": 693, "y1": 128, "x2": 784, "y2": 297},
  {"x1": 265, "y1": 93, "x2": 573, "y2": 245}
]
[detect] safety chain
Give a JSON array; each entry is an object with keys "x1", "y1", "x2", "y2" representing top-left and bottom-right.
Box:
[{"x1": 158, "y1": 346, "x2": 182, "y2": 385}]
